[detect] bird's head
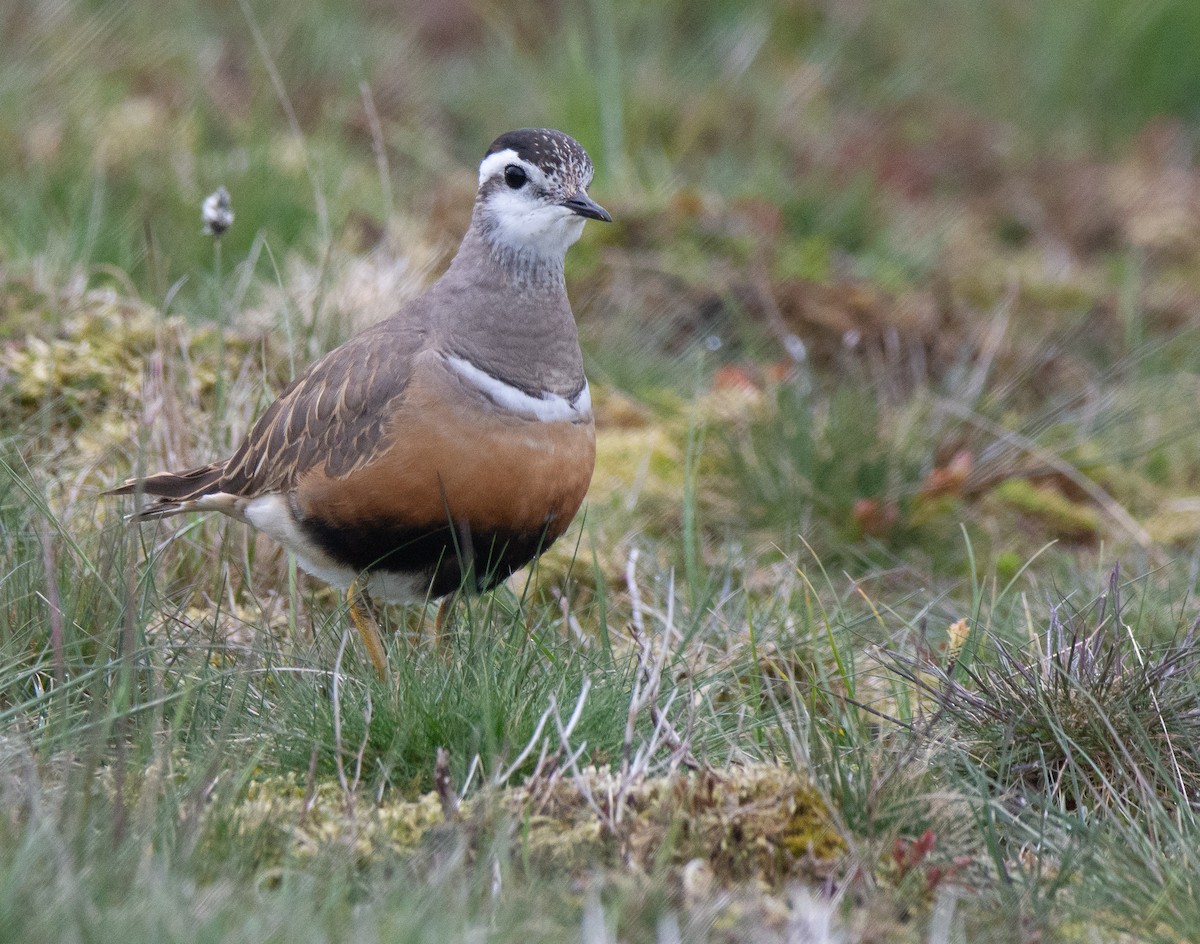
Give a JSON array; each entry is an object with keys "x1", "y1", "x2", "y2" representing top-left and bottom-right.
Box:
[{"x1": 474, "y1": 128, "x2": 611, "y2": 270}]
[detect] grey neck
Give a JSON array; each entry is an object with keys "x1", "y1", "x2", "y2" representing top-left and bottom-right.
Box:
[
  {"x1": 449, "y1": 205, "x2": 568, "y2": 289},
  {"x1": 429, "y1": 214, "x2": 586, "y2": 398}
]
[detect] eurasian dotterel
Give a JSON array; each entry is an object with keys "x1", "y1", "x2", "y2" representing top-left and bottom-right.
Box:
[{"x1": 110, "y1": 128, "x2": 610, "y2": 676}]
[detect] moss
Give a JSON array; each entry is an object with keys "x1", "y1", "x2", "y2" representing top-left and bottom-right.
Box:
[
  {"x1": 0, "y1": 292, "x2": 264, "y2": 429},
  {"x1": 222, "y1": 764, "x2": 844, "y2": 888},
  {"x1": 992, "y1": 478, "x2": 1101, "y2": 542},
  {"x1": 778, "y1": 785, "x2": 845, "y2": 860},
  {"x1": 231, "y1": 773, "x2": 450, "y2": 864},
  {"x1": 511, "y1": 764, "x2": 844, "y2": 884},
  {"x1": 1145, "y1": 502, "x2": 1200, "y2": 546},
  {"x1": 994, "y1": 549, "x2": 1025, "y2": 586}
]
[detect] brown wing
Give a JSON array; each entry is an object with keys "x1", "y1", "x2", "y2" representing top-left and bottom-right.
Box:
[
  {"x1": 109, "y1": 316, "x2": 429, "y2": 510},
  {"x1": 215, "y1": 318, "x2": 428, "y2": 497}
]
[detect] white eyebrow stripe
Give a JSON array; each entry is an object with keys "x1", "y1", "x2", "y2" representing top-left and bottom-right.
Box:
[
  {"x1": 478, "y1": 149, "x2": 521, "y2": 185},
  {"x1": 444, "y1": 354, "x2": 592, "y2": 423}
]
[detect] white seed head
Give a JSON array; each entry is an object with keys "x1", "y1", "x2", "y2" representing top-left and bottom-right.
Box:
[{"x1": 201, "y1": 186, "x2": 234, "y2": 237}]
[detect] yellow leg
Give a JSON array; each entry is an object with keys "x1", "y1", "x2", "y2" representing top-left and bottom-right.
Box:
[
  {"x1": 347, "y1": 579, "x2": 388, "y2": 679},
  {"x1": 433, "y1": 593, "x2": 456, "y2": 649}
]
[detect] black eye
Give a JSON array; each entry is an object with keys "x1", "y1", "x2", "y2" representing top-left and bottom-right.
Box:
[{"x1": 504, "y1": 165, "x2": 528, "y2": 189}]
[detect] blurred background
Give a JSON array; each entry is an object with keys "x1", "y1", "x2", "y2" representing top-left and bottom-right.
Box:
[
  {"x1": 7, "y1": 0, "x2": 1200, "y2": 308},
  {"x1": 7, "y1": 0, "x2": 1200, "y2": 570},
  {"x1": 7, "y1": 4, "x2": 1200, "y2": 940}
]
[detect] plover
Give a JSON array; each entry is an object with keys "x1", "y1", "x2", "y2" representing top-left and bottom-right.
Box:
[{"x1": 110, "y1": 128, "x2": 610, "y2": 676}]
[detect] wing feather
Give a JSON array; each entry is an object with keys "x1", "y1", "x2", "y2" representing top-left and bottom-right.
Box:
[
  {"x1": 216, "y1": 319, "x2": 426, "y2": 496},
  {"x1": 110, "y1": 296, "x2": 431, "y2": 510}
]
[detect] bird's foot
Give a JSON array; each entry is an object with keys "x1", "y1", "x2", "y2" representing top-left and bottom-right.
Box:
[{"x1": 347, "y1": 579, "x2": 388, "y2": 679}]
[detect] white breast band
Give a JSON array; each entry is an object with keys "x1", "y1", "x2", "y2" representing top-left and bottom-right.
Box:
[{"x1": 444, "y1": 354, "x2": 591, "y2": 423}]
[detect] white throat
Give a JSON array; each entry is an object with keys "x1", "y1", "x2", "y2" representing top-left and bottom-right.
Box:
[
  {"x1": 482, "y1": 191, "x2": 585, "y2": 259},
  {"x1": 474, "y1": 147, "x2": 588, "y2": 285}
]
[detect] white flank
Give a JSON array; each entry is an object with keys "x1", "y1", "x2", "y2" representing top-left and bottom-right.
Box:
[
  {"x1": 445, "y1": 354, "x2": 592, "y2": 423},
  {"x1": 241, "y1": 494, "x2": 341, "y2": 579},
  {"x1": 240, "y1": 493, "x2": 424, "y2": 603}
]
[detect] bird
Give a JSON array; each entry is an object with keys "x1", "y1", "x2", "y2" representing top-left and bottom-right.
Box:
[{"x1": 109, "y1": 128, "x2": 611, "y2": 677}]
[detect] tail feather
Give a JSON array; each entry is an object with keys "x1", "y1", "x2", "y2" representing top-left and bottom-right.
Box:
[{"x1": 105, "y1": 463, "x2": 228, "y2": 521}]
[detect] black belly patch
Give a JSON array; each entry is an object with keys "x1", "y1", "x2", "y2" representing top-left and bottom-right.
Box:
[{"x1": 297, "y1": 514, "x2": 559, "y2": 598}]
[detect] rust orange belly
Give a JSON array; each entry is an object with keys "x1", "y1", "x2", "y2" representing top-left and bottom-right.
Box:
[{"x1": 290, "y1": 380, "x2": 595, "y2": 598}]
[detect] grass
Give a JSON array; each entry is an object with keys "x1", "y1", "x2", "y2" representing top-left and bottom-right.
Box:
[
  {"x1": 832, "y1": 0, "x2": 1200, "y2": 149},
  {"x1": 6, "y1": 0, "x2": 1200, "y2": 940}
]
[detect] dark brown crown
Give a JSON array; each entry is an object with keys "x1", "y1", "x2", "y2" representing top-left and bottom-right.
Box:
[{"x1": 485, "y1": 128, "x2": 594, "y2": 192}]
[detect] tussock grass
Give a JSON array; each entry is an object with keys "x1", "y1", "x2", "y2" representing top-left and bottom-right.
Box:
[{"x1": 895, "y1": 565, "x2": 1200, "y2": 809}]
